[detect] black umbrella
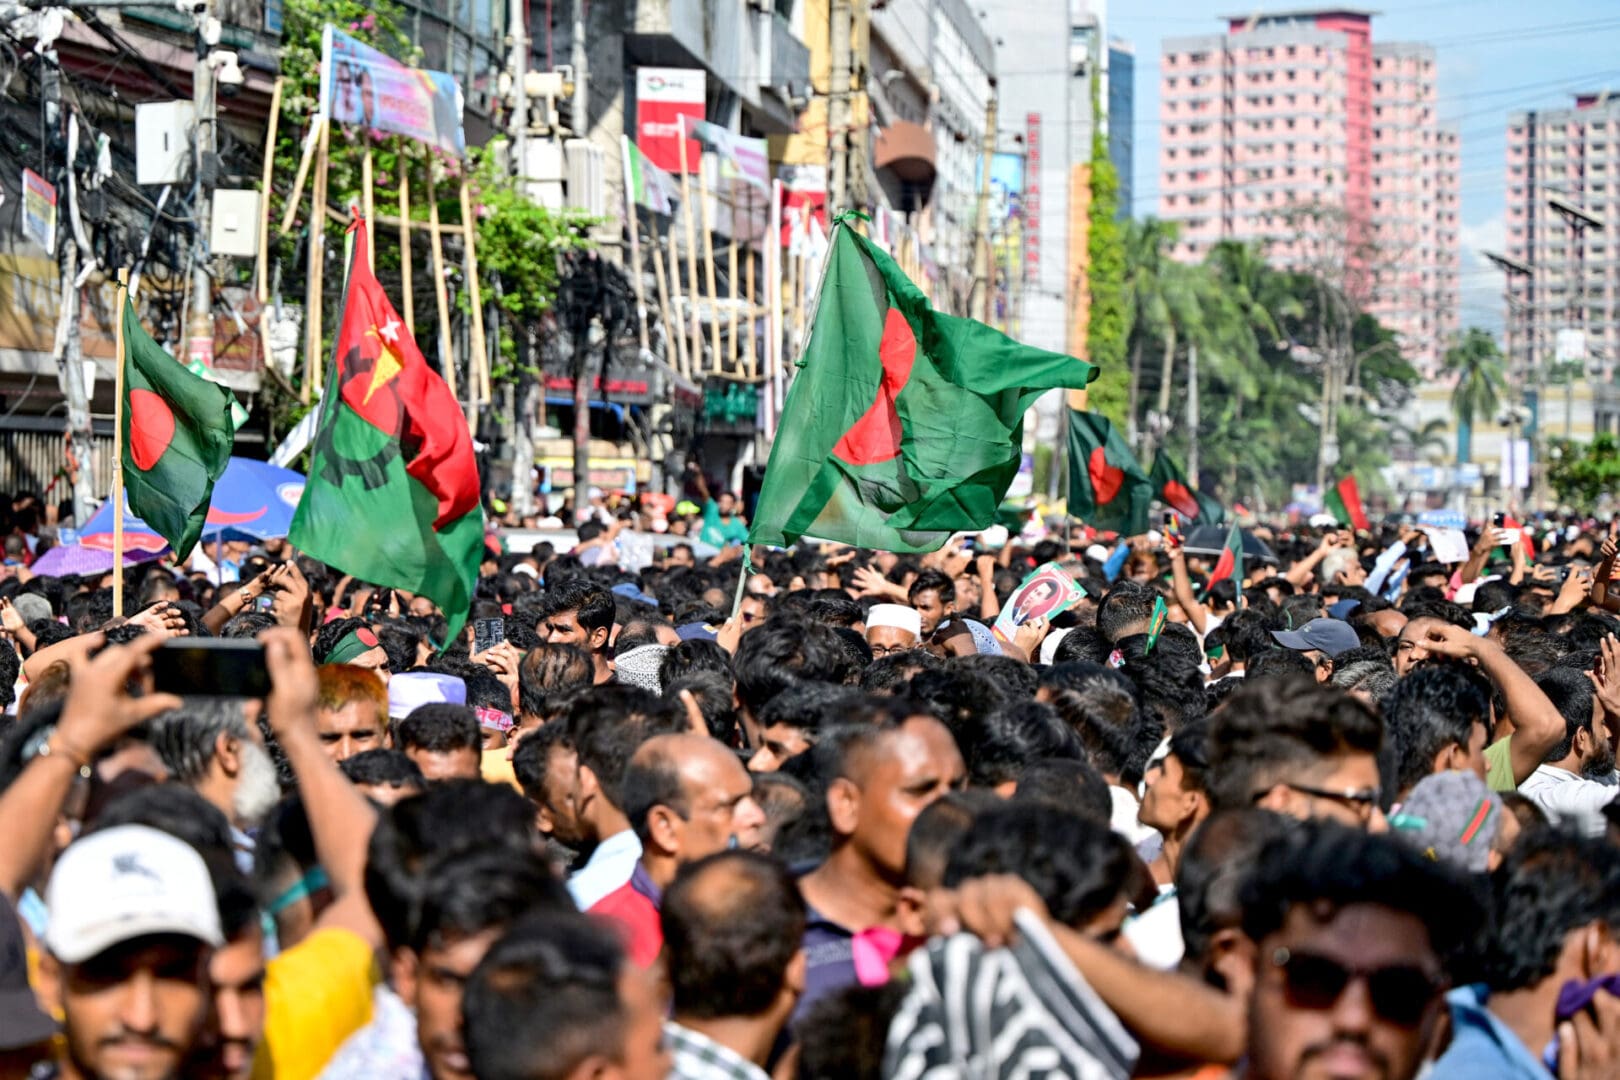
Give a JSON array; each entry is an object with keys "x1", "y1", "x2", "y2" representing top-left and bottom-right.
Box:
[{"x1": 1182, "y1": 525, "x2": 1279, "y2": 566}]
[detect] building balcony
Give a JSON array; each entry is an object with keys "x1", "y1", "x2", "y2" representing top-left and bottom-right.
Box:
[{"x1": 628, "y1": 0, "x2": 809, "y2": 133}]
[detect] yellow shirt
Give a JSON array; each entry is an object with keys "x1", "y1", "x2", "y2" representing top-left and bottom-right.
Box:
[
  {"x1": 252, "y1": 927, "x2": 380, "y2": 1080},
  {"x1": 1484, "y1": 736, "x2": 1517, "y2": 792},
  {"x1": 482, "y1": 746, "x2": 522, "y2": 790}
]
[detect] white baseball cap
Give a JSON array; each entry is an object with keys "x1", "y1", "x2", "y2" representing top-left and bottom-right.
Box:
[
  {"x1": 866, "y1": 603, "x2": 922, "y2": 638},
  {"x1": 388, "y1": 671, "x2": 468, "y2": 720},
  {"x1": 45, "y1": 825, "x2": 223, "y2": 965}
]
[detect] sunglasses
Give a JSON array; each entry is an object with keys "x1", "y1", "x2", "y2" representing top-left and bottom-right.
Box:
[{"x1": 1272, "y1": 947, "x2": 1442, "y2": 1027}]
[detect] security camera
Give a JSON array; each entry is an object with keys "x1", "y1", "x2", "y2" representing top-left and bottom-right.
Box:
[
  {"x1": 209, "y1": 49, "x2": 243, "y2": 87},
  {"x1": 174, "y1": 0, "x2": 207, "y2": 15}
]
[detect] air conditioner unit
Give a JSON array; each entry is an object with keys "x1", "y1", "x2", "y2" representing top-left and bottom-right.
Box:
[
  {"x1": 564, "y1": 138, "x2": 607, "y2": 217},
  {"x1": 524, "y1": 139, "x2": 567, "y2": 210}
]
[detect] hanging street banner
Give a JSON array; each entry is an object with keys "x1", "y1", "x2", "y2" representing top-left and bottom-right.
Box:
[
  {"x1": 21, "y1": 169, "x2": 56, "y2": 255},
  {"x1": 635, "y1": 67, "x2": 706, "y2": 173},
  {"x1": 319, "y1": 25, "x2": 465, "y2": 155}
]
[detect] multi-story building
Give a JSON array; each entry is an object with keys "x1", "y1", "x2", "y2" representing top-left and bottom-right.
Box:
[
  {"x1": 1109, "y1": 38, "x2": 1135, "y2": 220},
  {"x1": 1158, "y1": 8, "x2": 1459, "y2": 370}
]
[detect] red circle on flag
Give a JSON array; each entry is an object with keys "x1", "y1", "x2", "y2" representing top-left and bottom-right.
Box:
[
  {"x1": 831, "y1": 309, "x2": 918, "y2": 467},
  {"x1": 1162, "y1": 480, "x2": 1199, "y2": 518},
  {"x1": 1088, "y1": 447, "x2": 1125, "y2": 504},
  {"x1": 128, "y1": 389, "x2": 176, "y2": 471}
]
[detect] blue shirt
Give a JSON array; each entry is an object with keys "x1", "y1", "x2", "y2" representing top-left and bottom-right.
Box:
[{"x1": 1428, "y1": 985, "x2": 1552, "y2": 1080}]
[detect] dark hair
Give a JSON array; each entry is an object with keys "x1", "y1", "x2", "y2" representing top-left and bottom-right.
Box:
[
  {"x1": 907, "y1": 568, "x2": 955, "y2": 604},
  {"x1": 659, "y1": 639, "x2": 734, "y2": 688},
  {"x1": 1244, "y1": 648, "x2": 1317, "y2": 682},
  {"x1": 340, "y1": 749, "x2": 426, "y2": 792},
  {"x1": 395, "y1": 704, "x2": 482, "y2": 756},
  {"x1": 561, "y1": 685, "x2": 685, "y2": 809},
  {"x1": 664, "y1": 671, "x2": 741, "y2": 744},
  {"x1": 732, "y1": 617, "x2": 854, "y2": 719},
  {"x1": 1207, "y1": 676, "x2": 1383, "y2": 810},
  {"x1": 1177, "y1": 809, "x2": 1296, "y2": 972},
  {"x1": 536, "y1": 580, "x2": 616, "y2": 639},
  {"x1": 1096, "y1": 581, "x2": 1158, "y2": 643},
  {"x1": 1043, "y1": 665, "x2": 1154, "y2": 783},
  {"x1": 313, "y1": 616, "x2": 376, "y2": 665},
  {"x1": 619, "y1": 736, "x2": 690, "y2": 841},
  {"x1": 512, "y1": 722, "x2": 570, "y2": 803},
  {"x1": 794, "y1": 982, "x2": 909, "y2": 1080},
  {"x1": 363, "y1": 779, "x2": 539, "y2": 949},
  {"x1": 149, "y1": 699, "x2": 255, "y2": 786},
  {"x1": 518, "y1": 643, "x2": 595, "y2": 720},
  {"x1": 1166, "y1": 719, "x2": 1212, "y2": 794},
  {"x1": 1012, "y1": 759, "x2": 1113, "y2": 824},
  {"x1": 757, "y1": 683, "x2": 875, "y2": 740},
  {"x1": 1053, "y1": 626, "x2": 1111, "y2": 665},
  {"x1": 860, "y1": 649, "x2": 943, "y2": 694},
  {"x1": 463, "y1": 913, "x2": 630, "y2": 1080},
  {"x1": 1473, "y1": 579, "x2": 1520, "y2": 614},
  {"x1": 409, "y1": 845, "x2": 571, "y2": 954},
  {"x1": 904, "y1": 790, "x2": 1001, "y2": 888},
  {"x1": 462, "y1": 666, "x2": 512, "y2": 714},
  {"x1": 1221, "y1": 609, "x2": 1275, "y2": 664},
  {"x1": 1383, "y1": 664, "x2": 1492, "y2": 795},
  {"x1": 963, "y1": 701, "x2": 1081, "y2": 788},
  {"x1": 662, "y1": 851, "x2": 807, "y2": 1018},
  {"x1": 1240, "y1": 820, "x2": 1482, "y2": 966},
  {"x1": 220, "y1": 610, "x2": 278, "y2": 640},
  {"x1": 1400, "y1": 597, "x2": 1473, "y2": 630},
  {"x1": 944, "y1": 802, "x2": 1138, "y2": 930},
  {"x1": 372, "y1": 622, "x2": 422, "y2": 676},
  {"x1": 1478, "y1": 828, "x2": 1620, "y2": 992},
  {"x1": 1536, "y1": 667, "x2": 1598, "y2": 761}
]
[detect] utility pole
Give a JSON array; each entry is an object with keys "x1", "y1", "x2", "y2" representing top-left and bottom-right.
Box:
[
  {"x1": 1187, "y1": 343, "x2": 1199, "y2": 480},
  {"x1": 970, "y1": 82, "x2": 998, "y2": 324},
  {"x1": 41, "y1": 51, "x2": 98, "y2": 526},
  {"x1": 188, "y1": 1, "x2": 218, "y2": 378},
  {"x1": 827, "y1": 0, "x2": 851, "y2": 210},
  {"x1": 510, "y1": 0, "x2": 529, "y2": 196},
  {"x1": 570, "y1": 0, "x2": 587, "y2": 137}
]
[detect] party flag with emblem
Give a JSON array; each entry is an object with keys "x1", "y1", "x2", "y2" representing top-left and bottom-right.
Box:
[
  {"x1": 1204, "y1": 522, "x2": 1245, "y2": 595},
  {"x1": 623, "y1": 136, "x2": 679, "y2": 216},
  {"x1": 1324, "y1": 474, "x2": 1371, "y2": 532},
  {"x1": 289, "y1": 216, "x2": 484, "y2": 642},
  {"x1": 1066, "y1": 411, "x2": 1150, "y2": 537},
  {"x1": 119, "y1": 295, "x2": 238, "y2": 561},
  {"x1": 749, "y1": 222, "x2": 1095, "y2": 553},
  {"x1": 1149, "y1": 450, "x2": 1226, "y2": 526}
]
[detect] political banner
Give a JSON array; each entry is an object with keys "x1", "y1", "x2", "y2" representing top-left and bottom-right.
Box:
[
  {"x1": 319, "y1": 25, "x2": 464, "y2": 155},
  {"x1": 21, "y1": 169, "x2": 55, "y2": 255},
  {"x1": 635, "y1": 68, "x2": 705, "y2": 173},
  {"x1": 992, "y1": 561, "x2": 1085, "y2": 644}
]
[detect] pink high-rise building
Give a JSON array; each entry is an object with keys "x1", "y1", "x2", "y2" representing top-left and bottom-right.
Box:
[{"x1": 1159, "y1": 9, "x2": 1459, "y2": 371}]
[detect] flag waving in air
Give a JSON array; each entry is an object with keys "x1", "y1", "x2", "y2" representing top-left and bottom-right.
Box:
[
  {"x1": 750, "y1": 221, "x2": 1095, "y2": 553},
  {"x1": 1324, "y1": 475, "x2": 1371, "y2": 532},
  {"x1": 1067, "y1": 411, "x2": 1150, "y2": 537},
  {"x1": 118, "y1": 294, "x2": 239, "y2": 560},
  {"x1": 1150, "y1": 450, "x2": 1226, "y2": 527},
  {"x1": 289, "y1": 216, "x2": 484, "y2": 642},
  {"x1": 1204, "y1": 523, "x2": 1246, "y2": 596}
]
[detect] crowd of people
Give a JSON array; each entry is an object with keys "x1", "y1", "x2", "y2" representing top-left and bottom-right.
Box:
[{"x1": 5, "y1": 483, "x2": 1620, "y2": 1080}]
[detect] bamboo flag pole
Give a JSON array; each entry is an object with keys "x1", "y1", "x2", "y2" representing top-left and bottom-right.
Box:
[
  {"x1": 426, "y1": 160, "x2": 459, "y2": 401},
  {"x1": 112, "y1": 269, "x2": 128, "y2": 618},
  {"x1": 618, "y1": 136, "x2": 651, "y2": 353},
  {"x1": 361, "y1": 148, "x2": 375, "y2": 268},
  {"x1": 398, "y1": 153, "x2": 415, "y2": 337},
  {"x1": 677, "y1": 123, "x2": 702, "y2": 368},
  {"x1": 650, "y1": 221, "x2": 676, "y2": 368},
  {"x1": 727, "y1": 215, "x2": 740, "y2": 372},
  {"x1": 665, "y1": 230, "x2": 690, "y2": 378},
  {"x1": 743, "y1": 193, "x2": 757, "y2": 381},
  {"x1": 255, "y1": 76, "x2": 284, "y2": 304},
  {"x1": 696, "y1": 156, "x2": 722, "y2": 365},
  {"x1": 302, "y1": 118, "x2": 331, "y2": 403},
  {"x1": 458, "y1": 177, "x2": 489, "y2": 415},
  {"x1": 279, "y1": 114, "x2": 325, "y2": 236},
  {"x1": 765, "y1": 178, "x2": 782, "y2": 431}
]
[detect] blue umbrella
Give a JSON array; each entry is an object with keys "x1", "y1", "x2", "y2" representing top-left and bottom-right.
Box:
[{"x1": 79, "y1": 458, "x2": 307, "y2": 552}]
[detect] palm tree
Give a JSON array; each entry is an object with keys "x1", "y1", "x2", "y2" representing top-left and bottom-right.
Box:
[
  {"x1": 1122, "y1": 218, "x2": 1178, "y2": 447},
  {"x1": 1445, "y1": 328, "x2": 1506, "y2": 464}
]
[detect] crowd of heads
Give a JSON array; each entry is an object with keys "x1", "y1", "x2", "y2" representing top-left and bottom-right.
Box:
[{"x1": 7, "y1": 499, "x2": 1620, "y2": 1079}]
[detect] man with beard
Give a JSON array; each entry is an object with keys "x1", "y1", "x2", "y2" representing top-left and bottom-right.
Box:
[
  {"x1": 150, "y1": 698, "x2": 283, "y2": 872},
  {"x1": 1519, "y1": 667, "x2": 1616, "y2": 836}
]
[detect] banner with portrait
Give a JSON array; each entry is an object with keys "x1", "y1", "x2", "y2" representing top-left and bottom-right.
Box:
[
  {"x1": 992, "y1": 561, "x2": 1085, "y2": 644},
  {"x1": 318, "y1": 25, "x2": 465, "y2": 156}
]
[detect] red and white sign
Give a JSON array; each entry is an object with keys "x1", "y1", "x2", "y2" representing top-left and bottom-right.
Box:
[{"x1": 636, "y1": 68, "x2": 706, "y2": 174}]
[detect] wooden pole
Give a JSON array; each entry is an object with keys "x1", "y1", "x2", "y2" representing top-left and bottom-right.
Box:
[
  {"x1": 255, "y1": 76, "x2": 284, "y2": 304},
  {"x1": 458, "y1": 177, "x2": 489, "y2": 417},
  {"x1": 618, "y1": 136, "x2": 651, "y2": 353},
  {"x1": 279, "y1": 114, "x2": 324, "y2": 236},
  {"x1": 665, "y1": 230, "x2": 690, "y2": 378},
  {"x1": 696, "y1": 158, "x2": 722, "y2": 367},
  {"x1": 677, "y1": 125, "x2": 702, "y2": 370},
  {"x1": 302, "y1": 118, "x2": 330, "y2": 403},
  {"x1": 766, "y1": 178, "x2": 782, "y2": 432},
  {"x1": 398, "y1": 152, "x2": 415, "y2": 337},
  {"x1": 361, "y1": 148, "x2": 375, "y2": 268},
  {"x1": 112, "y1": 269, "x2": 128, "y2": 618},
  {"x1": 727, "y1": 222, "x2": 740, "y2": 373},
  {"x1": 650, "y1": 220, "x2": 676, "y2": 369},
  {"x1": 426, "y1": 161, "x2": 459, "y2": 401},
  {"x1": 744, "y1": 199, "x2": 757, "y2": 381}
]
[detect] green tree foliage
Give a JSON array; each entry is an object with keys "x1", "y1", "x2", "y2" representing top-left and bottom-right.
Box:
[
  {"x1": 1085, "y1": 124, "x2": 1128, "y2": 428},
  {"x1": 1547, "y1": 434, "x2": 1620, "y2": 510},
  {"x1": 1445, "y1": 328, "x2": 1505, "y2": 464}
]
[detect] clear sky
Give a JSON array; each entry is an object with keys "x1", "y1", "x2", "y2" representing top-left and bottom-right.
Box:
[{"x1": 1112, "y1": 0, "x2": 1620, "y2": 332}]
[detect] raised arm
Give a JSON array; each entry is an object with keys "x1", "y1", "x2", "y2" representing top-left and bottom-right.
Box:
[
  {"x1": 1420, "y1": 622, "x2": 1564, "y2": 787},
  {"x1": 1166, "y1": 546, "x2": 1210, "y2": 634}
]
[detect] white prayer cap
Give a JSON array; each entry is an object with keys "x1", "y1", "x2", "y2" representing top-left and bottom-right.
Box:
[{"x1": 866, "y1": 603, "x2": 921, "y2": 638}]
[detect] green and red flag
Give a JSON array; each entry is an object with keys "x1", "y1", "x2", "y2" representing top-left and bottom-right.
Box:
[
  {"x1": 119, "y1": 295, "x2": 239, "y2": 561},
  {"x1": 1204, "y1": 522, "x2": 1245, "y2": 595},
  {"x1": 1149, "y1": 450, "x2": 1226, "y2": 526},
  {"x1": 1066, "y1": 411, "x2": 1150, "y2": 537},
  {"x1": 1324, "y1": 474, "x2": 1371, "y2": 532},
  {"x1": 748, "y1": 221, "x2": 1095, "y2": 552},
  {"x1": 289, "y1": 216, "x2": 484, "y2": 642}
]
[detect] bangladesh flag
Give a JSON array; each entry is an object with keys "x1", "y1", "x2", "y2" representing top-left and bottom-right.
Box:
[
  {"x1": 119, "y1": 296, "x2": 238, "y2": 561},
  {"x1": 289, "y1": 217, "x2": 484, "y2": 642},
  {"x1": 1067, "y1": 411, "x2": 1150, "y2": 536},
  {"x1": 1204, "y1": 523, "x2": 1245, "y2": 595},
  {"x1": 749, "y1": 223, "x2": 1094, "y2": 552},
  {"x1": 1149, "y1": 450, "x2": 1225, "y2": 526},
  {"x1": 1324, "y1": 475, "x2": 1371, "y2": 532}
]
